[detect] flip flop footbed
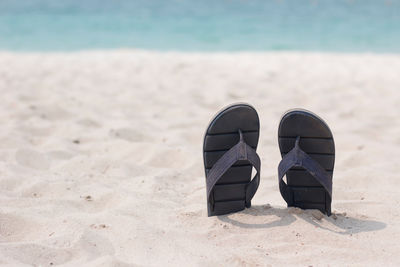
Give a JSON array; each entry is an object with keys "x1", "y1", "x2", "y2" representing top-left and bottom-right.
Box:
[
  {"x1": 278, "y1": 109, "x2": 335, "y2": 215},
  {"x1": 203, "y1": 104, "x2": 260, "y2": 216}
]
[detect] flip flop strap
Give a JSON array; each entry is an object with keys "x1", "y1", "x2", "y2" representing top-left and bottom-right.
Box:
[
  {"x1": 206, "y1": 130, "x2": 261, "y2": 210},
  {"x1": 278, "y1": 136, "x2": 332, "y2": 204}
]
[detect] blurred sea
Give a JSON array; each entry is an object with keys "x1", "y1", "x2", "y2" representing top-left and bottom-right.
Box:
[{"x1": 0, "y1": 0, "x2": 399, "y2": 52}]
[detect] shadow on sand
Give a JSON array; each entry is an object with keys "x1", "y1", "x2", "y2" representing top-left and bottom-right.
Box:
[
  {"x1": 218, "y1": 204, "x2": 386, "y2": 235},
  {"x1": 217, "y1": 205, "x2": 296, "y2": 229}
]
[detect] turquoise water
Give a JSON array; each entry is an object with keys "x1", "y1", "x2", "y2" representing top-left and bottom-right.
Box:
[{"x1": 0, "y1": 0, "x2": 399, "y2": 52}]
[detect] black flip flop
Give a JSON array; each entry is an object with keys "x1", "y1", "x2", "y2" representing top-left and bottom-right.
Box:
[
  {"x1": 278, "y1": 109, "x2": 335, "y2": 215},
  {"x1": 203, "y1": 103, "x2": 261, "y2": 216}
]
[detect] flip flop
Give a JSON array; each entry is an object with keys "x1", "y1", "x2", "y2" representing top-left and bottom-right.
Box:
[
  {"x1": 203, "y1": 103, "x2": 261, "y2": 216},
  {"x1": 278, "y1": 109, "x2": 335, "y2": 215}
]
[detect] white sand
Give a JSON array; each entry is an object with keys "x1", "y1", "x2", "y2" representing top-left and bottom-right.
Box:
[{"x1": 0, "y1": 51, "x2": 399, "y2": 266}]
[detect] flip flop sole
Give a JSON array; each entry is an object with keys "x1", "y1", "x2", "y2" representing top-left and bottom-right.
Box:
[
  {"x1": 203, "y1": 103, "x2": 260, "y2": 216},
  {"x1": 278, "y1": 109, "x2": 335, "y2": 215}
]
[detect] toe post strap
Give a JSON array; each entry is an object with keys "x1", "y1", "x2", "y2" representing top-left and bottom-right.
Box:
[
  {"x1": 206, "y1": 129, "x2": 261, "y2": 211},
  {"x1": 278, "y1": 136, "x2": 332, "y2": 204}
]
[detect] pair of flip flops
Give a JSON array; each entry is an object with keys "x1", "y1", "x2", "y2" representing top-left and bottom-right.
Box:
[{"x1": 203, "y1": 103, "x2": 334, "y2": 217}]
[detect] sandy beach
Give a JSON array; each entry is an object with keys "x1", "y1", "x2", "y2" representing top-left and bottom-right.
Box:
[{"x1": 0, "y1": 51, "x2": 399, "y2": 266}]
